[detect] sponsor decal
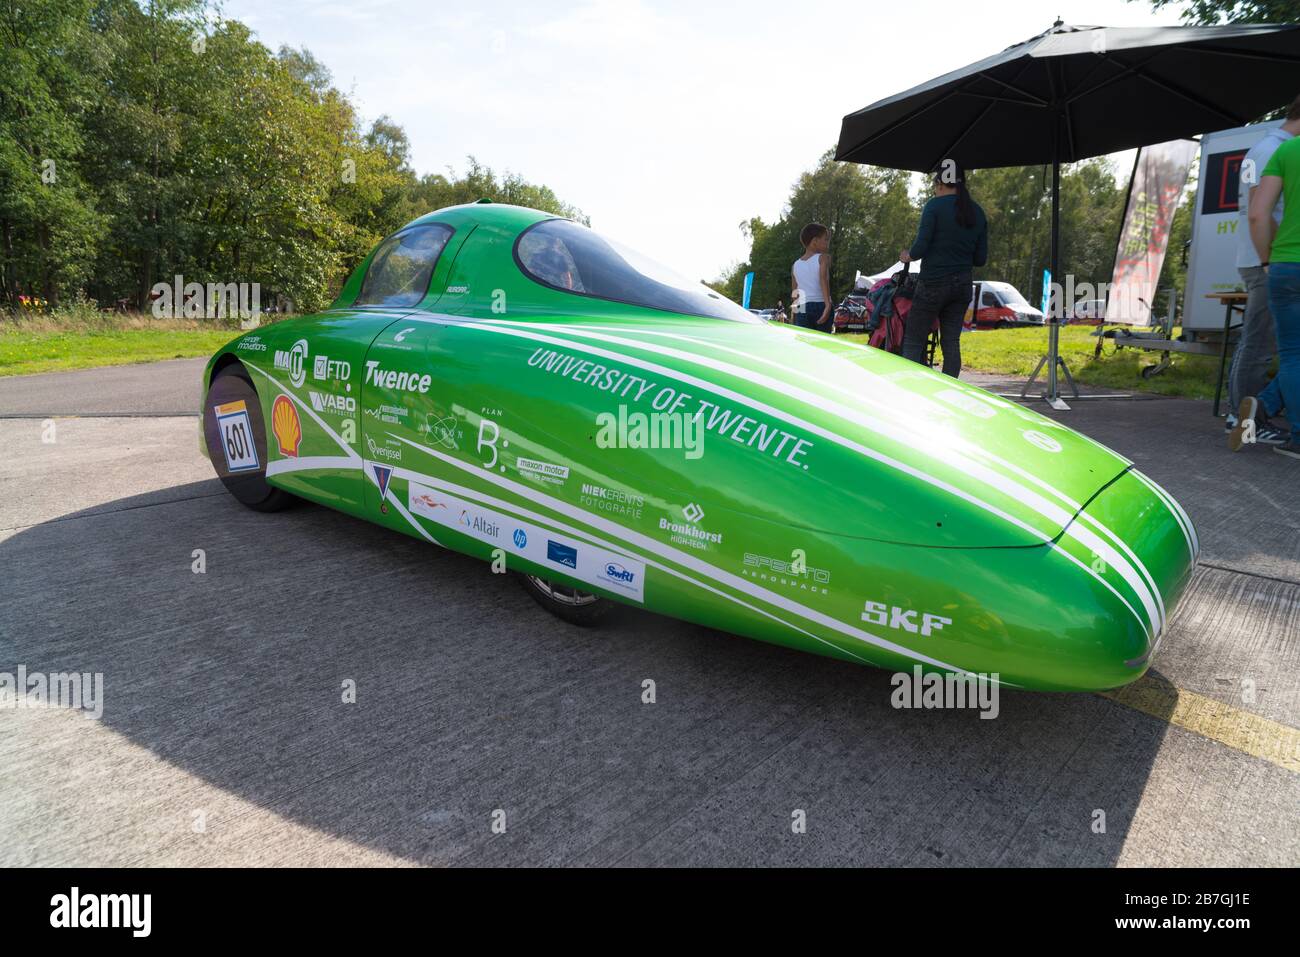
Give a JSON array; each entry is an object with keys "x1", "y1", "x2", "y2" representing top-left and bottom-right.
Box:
[
  {"x1": 373, "y1": 464, "x2": 393, "y2": 509},
  {"x1": 365, "y1": 403, "x2": 410, "y2": 424},
  {"x1": 308, "y1": 390, "x2": 356, "y2": 416},
  {"x1": 312, "y1": 356, "x2": 351, "y2": 381},
  {"x1": 602, "y1": 562, "x2": 637, "y2": 588},
  {"x1": 214, "y1": 399, "x2": 259, "y2": 473},
  {"x1": 364, "y1": 360, "x2": 431, "y2": 394},
  {"x1": 547, "y1": 540, "x2": 578, "y2": 569},
  {"x1": 411, "y1": 492, "x2": 446, "y2": 512},
  {"x1": 421, "y1": 413, "x2": 462, "y2": 450},
  {"x1": 527, "y1": 348, "x2": 813, "y2": 470},
  {"x1": 742, "y1": 552, "x2": 830, "y2": 596},
  {"x1": 274, "y1": 338, "x2": 309, "y2": 387},
  {"x1": 861, "y1": 601, "x2": 953, "y2": 637},
  {"x1": 445, "y1": 285, "x2": 469, "y2": 294},
  {"x1": 517, "y1": 457, "x2": 570, "y2": 484},
  {"x1": 459, "y1": 509, "x2": 501, "y2": 540},
  {"x1": 366, "y1": 436, "x2": 402, "y2": 462},
  {"x1": 659, "y1": 502, "x2": 722, "y2": 551},
  {"x1": 270, "y1": 394, "x2": 302, "y2": 457},
  {"x1": 393, "y1": 327, "x2": 415, "y2": 343},
  {"x1": 933, "y1": 388, "x2": 996, "y2": 420},
  {"x1": 579, "y1": 482, "x2": 644, "y2": 520},
  {"x1": 236, "y1": 335, "x2": 267, "y2": 352},
  {"x1": 1023, "y1": 430, "x2": 1063, "y2": 453},
  {"x1": 408, "y1": 483, "x2": 646, "y2": 602}
]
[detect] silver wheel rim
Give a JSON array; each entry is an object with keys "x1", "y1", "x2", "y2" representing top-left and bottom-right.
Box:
[{"x1": 525, "y1": 575, "x2": 601, "y2": 607}]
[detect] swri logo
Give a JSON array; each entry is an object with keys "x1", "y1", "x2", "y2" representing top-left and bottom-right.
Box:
[
  {"x1": 547, "y1": 540, "x2": 577, "y2": 569},
  {"x1": 513, "y1": 528, "x2": 527, "y2": 549},
  {"x1": 603, "y1": 563, "x2": 636, "y2": 586}
]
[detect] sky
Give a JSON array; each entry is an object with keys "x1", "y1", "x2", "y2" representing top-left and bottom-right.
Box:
[{"x1": 219, "y1": 0, "x2": 1188, "y2": 281}]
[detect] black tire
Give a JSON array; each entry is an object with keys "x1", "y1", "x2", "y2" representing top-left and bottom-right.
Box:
[
  {"x1": 202, "y1": 364, "x2": 296, "y2": 512},
  {"x1": 515, "y1": 572, "x2": 614, "y2": 626}
]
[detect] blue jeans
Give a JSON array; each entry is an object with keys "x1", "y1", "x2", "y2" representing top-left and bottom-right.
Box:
[
  {"x1": 796, "y1": 301, "x2": 827, "y2": 330},
  {"x1": 1259, "y1": 263, "x2": 1300, "y2": 424}
]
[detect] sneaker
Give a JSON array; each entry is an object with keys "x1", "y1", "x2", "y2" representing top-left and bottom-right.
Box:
[
  {"x1": 1227, "y1": 397, "x2": 1259, "y2": 451},
  {"x1": 1224, "y1": 413, "x2": 1238, "y2": 433},
  {"x1": 1276, "y1": 440, "x2": 1300, "y2": 460},
  {"x1": 1256, "y1": 425, "x2": 1291, "y2": 447}
]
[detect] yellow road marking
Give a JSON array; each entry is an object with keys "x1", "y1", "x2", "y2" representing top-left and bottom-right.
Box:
[{"x1": 1101, "y1": 678, "x2": 1300, "y2": 774}]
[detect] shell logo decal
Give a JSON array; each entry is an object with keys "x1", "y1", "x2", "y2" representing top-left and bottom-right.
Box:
[{"x1": 271, "y1": 394, "x2": 302, "y2": 457}]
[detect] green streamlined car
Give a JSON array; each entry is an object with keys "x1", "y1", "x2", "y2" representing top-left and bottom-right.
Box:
[{"x1": 200, "y1": 202, "x2": 1197, "y2": 692}]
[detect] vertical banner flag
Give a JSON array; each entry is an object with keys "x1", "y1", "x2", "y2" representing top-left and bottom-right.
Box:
[
  {"x1": 1105, "y1": 139, "x2": 1200, "y2": 326},
  {"x1": 742, "y1": 272, "x2": 755, "y2": 310},
  {"x1": 1041, "y1": 269, "x2": 1052, "y2": 318}
]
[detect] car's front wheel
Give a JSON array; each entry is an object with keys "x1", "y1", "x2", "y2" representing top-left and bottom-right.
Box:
[
  {"x1": 516, "y1": 573, "x2": 613, "y2": 626},
  {"x1": 202, "y1": 363, "x2": 296, "y2": 512}
]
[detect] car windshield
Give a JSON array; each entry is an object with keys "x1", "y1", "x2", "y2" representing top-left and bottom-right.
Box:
[
  {"x1": 515, "y1": 219, "x2": 756, "y2": 322},
  {"x1": 999, "y1": 285, "x2": 1031, "y2": 307},
  {"x1": 357, "y1": 224, "x2": 453, "y2": 307}
]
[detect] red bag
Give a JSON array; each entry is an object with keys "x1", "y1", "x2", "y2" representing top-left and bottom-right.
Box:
[{"x1": 867, "y1": 268, "x2": 933, "y2": 355}]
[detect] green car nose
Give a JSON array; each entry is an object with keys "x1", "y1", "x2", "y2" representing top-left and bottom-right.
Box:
[{"x1": 1053, "y1": 468, "x2": 1197, "y2": 690}]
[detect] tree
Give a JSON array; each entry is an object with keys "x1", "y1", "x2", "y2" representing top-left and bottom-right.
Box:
[
  {"x1": 724, "y1": 149, "x2": 1126, "y2": 313},
  {"x1": 2, "y1": 2, "x2": 585, "y2": 313},
  {"x1": 0, "y1": 0, "x2": 104, "y2": 307},
  {"x1": 726, "y1": 150, "x2": 919, "y2": 310},
  {"x1": 1142, "y1": 0, "x2": 1300, "y2": 23}
]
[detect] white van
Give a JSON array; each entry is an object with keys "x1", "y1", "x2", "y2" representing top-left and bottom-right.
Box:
[{"x1": 967, "y1": 281, "x2": 1045, "y2": 328}]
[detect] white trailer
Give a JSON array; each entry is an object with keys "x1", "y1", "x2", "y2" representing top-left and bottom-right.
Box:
[{"x1": 1183, "y1": 120, "x2": 1283, "y2": 333}]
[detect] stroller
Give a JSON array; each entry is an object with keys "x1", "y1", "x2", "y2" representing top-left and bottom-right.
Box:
[{"x1": 864, "y1": 265, "x2": 939, "y2": 365}]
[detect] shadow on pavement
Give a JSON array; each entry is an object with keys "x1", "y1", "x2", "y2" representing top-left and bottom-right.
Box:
[{"x1": 1, "y1": 480, "x2": 1172, "y2": 866}]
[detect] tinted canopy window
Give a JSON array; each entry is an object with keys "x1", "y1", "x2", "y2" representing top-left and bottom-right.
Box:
[
  {"x1": 357, "y1": 224, "x2": 453, "y2": 307},
  {"x1": 515, "y1": 219, "x2": 756, "y2": 322}
]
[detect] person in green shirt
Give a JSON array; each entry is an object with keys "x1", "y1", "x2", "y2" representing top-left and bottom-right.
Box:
[{"x1": 1240, "y1": 119, "x2": 1300, "y2": 460}]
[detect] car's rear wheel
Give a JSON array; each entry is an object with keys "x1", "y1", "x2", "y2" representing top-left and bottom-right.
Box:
[
  {"x1": 202, "y1": 364, "x2": 296, "y2": 512},
  {"x1": 516, "y1": 573, "x2": 613, "y2": 626}
]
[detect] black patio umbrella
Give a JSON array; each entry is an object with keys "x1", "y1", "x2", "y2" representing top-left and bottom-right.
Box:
[{"x1": 836, "y1": 20, "x2": 1300, "y2": 406}]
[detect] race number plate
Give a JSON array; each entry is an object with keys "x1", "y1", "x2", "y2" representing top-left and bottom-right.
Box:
[{"x1": 215, "y1": 400, "x2": 260, "y2": 472}]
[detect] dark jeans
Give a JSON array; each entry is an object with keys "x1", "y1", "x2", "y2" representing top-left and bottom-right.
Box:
[
  {"x1": 796, "y1": 301, "x2": 827, "y2": 331},
  {"x1": 1259, "y1": 262, "x2": 1300, "y2": 424},
  {"x1": 903, "y1": 271, "x2": 969, "y2": 377}
]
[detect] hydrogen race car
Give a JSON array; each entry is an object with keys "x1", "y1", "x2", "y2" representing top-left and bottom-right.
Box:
[{"x1": 200, "y1": 202, "x2": 1197, "y2": 693}]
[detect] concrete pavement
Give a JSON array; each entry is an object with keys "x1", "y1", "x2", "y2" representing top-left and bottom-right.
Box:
[{"x1": 0, "y1": 360, "x2": 1296, "y2": 866}]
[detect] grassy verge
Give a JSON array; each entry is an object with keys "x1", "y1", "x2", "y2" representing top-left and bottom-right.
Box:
[
  {"x1": 841, "y1": 324, "x2": 1225, "y2": 400},
  {"x1": 0, "y1": 308, "x2": 244, "y2": 377}
]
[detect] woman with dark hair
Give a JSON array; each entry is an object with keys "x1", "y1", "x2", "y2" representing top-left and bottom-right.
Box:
[{"x1": 899, "y1": 163, "x2": 988, "y2": 377}]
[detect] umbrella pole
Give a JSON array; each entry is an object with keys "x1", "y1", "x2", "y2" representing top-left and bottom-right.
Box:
[
  {"x1": 1048, "y1": 159, "x2": 1061, "y2": 405},
  {"x1": 1021, "y1": 159, "x2": 1081, "y2": 409}
]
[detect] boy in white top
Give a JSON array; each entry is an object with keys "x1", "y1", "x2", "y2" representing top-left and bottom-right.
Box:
[
  {"x1": 1228, "y1": 97, "x2": 1300, "y2": 443},
  {"x1": 791, "y1": 223, "x2": 833, "y2": 331}
]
